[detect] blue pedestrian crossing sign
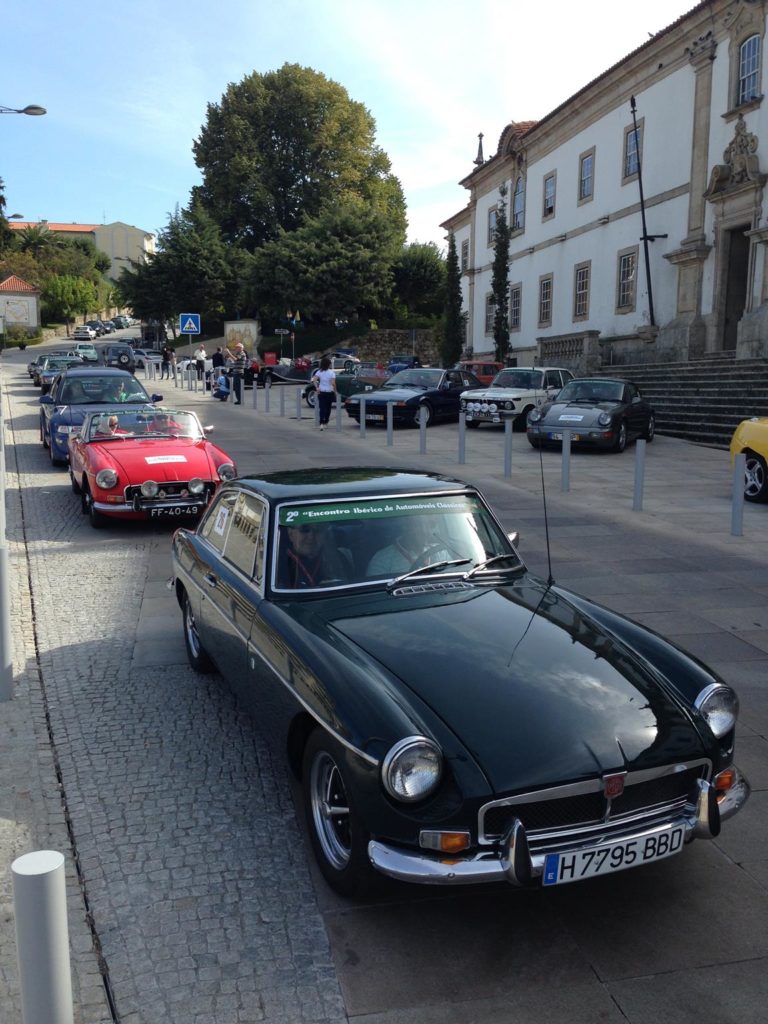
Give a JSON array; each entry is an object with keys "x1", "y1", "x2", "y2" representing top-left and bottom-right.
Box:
[{"x1": 179, "y1": 313, "x2": 201, "y2": 335}]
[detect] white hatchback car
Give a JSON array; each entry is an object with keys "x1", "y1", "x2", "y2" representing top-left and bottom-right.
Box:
[
  {"x1": 460, "y1": 366, "x2": 574, "y2": 429},
  {"x1": 72, "y1": 325, "x2": 97, "y2": 341}
]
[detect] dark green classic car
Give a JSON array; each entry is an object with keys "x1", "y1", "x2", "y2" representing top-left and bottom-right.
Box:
[{"x1": 171, "y1": 469, "x2": 749, "y2": 896}]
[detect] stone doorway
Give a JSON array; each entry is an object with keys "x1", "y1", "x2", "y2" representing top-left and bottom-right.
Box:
[{"x1": 723, "y1": 224, "x2": 750, "y2": 350}]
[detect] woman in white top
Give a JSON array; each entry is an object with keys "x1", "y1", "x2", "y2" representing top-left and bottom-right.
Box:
[{"x1": 312, "y1": 356, "x2": 337, "y2": 430}]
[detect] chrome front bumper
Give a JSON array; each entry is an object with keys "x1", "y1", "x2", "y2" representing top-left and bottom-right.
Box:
[{"x1": 368, "y1": 769, "x2": 750, "y2": 886}]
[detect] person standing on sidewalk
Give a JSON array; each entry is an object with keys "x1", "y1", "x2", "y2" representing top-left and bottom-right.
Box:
[
  {"x1": 312, "y1": 356, "x2": 336, "y2": 430},
  {"x1": 193, "y1": 343, "x2": 207, "y2": 381},
  {"x1": 211, "y1": 346, "x2": 225, "y2": 372},
  {"x1": 225, "y1": 342, "x2": 247, "y2": 404},
  {"x1": 161, "y1": 344, "x2": 173, "y2": 379}
]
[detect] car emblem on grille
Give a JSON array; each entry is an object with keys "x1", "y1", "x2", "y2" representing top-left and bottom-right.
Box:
[{"x1": 603, "y1": 773, "x2": 625, "y2": 799}]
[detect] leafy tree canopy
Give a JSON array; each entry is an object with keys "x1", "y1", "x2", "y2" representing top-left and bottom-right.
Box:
[
  {"x1": 392, "y1": 242, "x2": 446, "y2": 318},
  {"x1": 192, "y1": 63, "x2": 406, "y2": 251},
  {"x1": 440, "y1": 232, "x2": 464, "y2": 367}
]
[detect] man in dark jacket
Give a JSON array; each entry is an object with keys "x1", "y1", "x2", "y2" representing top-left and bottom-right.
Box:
[{"x1": 224, "y1": 343, "x2": 247, "y2": 404}]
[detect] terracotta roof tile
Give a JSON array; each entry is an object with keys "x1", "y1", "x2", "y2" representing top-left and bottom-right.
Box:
[
  {"x1": 8, "y1": 221, "x2": 98, "y2": 232},
  {"x1": 0, "y1": 274, "x2": 40, "y2": 293}
]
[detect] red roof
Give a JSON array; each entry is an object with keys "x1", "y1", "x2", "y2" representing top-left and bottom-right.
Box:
[
  {"x1": 8, "y1": 222, "x2": 98, "y2": 232},
  {"x1": 0, "y1": 274, "x2": 40, "y2": 293}
]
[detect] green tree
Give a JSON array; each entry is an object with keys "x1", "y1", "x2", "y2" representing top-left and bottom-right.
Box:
[
  {"x1": 440, "y1": 233, "x2": 464, "y2": 367},
  {"x1": 392, "y1": 242, "x2": 446, "y2": 319},
  {"x1": 42, "y1": 274, "x2": 98, "y2": 332},
  {"x1": 16, "y1": 222, "x2": 59, "y2": 259},
  {"x1": 192, "y1": 63, "x2": 406, "y2": 251},
  {"x1": 0, "y1": 179, "x2": 13, "y2": 253},
  {"x1": 491, "y1": 184, "x2": 511, "y2": 363}
]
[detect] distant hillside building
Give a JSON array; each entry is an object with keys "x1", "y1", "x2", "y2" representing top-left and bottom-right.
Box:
[
  {"x1": 442, "y1": 0, "x2": 768, "y2": 369},
  {"x1": 9, "y1": 220, "x2": 156, "y2": 280},
  {"x1": 0, "y1": 273, "x2": 41, "y2": 335}
]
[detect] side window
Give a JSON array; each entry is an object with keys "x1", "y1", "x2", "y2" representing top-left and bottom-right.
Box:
[
  {"x1": 201, "y1": 491, "x2": 237, "y2": 555},
  {"x1": 222, "y1": 493, "x2": 265, "y2": 579},
  {"x1": 562, "y1": 370, "x2": 574, "y2": 385},
  {"x1": 463, "y1": 372, "x2": 477, "y2": 387},
  {"x1": 544, "y1": 370, "x2": 560, "y2": 388},
  {"x1": 626, "y1": 384, "x2": 639, "y2": 402}
]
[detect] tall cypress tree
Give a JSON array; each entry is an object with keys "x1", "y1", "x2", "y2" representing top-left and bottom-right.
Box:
[
  {"x1": 441, "y1": 232, "x2": 464, "y2": 367},
  {"x1": 491, "y1": 184, "x2": 511, "y2": 363}
]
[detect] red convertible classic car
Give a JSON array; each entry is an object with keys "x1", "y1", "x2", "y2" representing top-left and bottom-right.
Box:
[{"x1": 68, "y1": 407, "x2": 237, "y2": 528}]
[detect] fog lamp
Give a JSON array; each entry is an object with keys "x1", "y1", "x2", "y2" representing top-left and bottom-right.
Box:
[{"x1": 141, "y1": 480, "x2": 159, "y2": 497}]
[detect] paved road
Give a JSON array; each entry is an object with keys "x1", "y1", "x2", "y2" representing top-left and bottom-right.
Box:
[{"x1": 1, "y1": 340, "x2": 767, "y2": 1024}]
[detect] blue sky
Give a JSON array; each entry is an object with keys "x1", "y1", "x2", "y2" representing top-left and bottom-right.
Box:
[{"x1": 3, "y1": 0, "x2": 695, "y2": 251}]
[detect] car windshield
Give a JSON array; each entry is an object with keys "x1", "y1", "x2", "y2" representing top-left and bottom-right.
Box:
[
  {"x1": 58, "y1": 375, "x2": 151, "y2": 404},
  {"x1": 273, "y1": 492, "x2": 520, "y2": 592},
  {"x1": 558, "y1": 380, "x2": 624, "y2": 403},
  {"x1": 383, "y1": 369, "x2": 442, "y2": 390},
  {"x1": 491, "y1": 369, "x2": 544, "y2": 389},
  {"x1": 43, "y1": 358, "x2": 80, "y2": 371},
  {"x1": 86, "y1": 409, "x2": 201, "y2": 440}
]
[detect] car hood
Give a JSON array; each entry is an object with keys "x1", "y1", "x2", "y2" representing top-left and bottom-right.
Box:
[
  {"x1": 355, "y1": 386, "x2": 425, "y2": 402},
  {"x1": 540, "y1": 400, "x2": 618, "y2": 427},
  {"x1": 88, "y1": 438, "x2": 215, "y2": 479},
  {"x1": 325, "y1": 580, "x2": 706, "y2": 793}
]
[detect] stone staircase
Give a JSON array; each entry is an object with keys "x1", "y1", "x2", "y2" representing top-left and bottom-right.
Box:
[{"x1": 599, "y1": 353, "x2": 768, "y2": 448}]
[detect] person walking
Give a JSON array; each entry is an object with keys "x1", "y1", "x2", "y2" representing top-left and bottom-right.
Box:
[
  {"x1": 161, "y1": 344, "x2": 173, "y2": 379},
  {"x1": 312, "y1": 356, "x2": 336, "y2": 430},
  {"x1": 211, "y1": 346, "x2": 224, "y2": 371},
  {"x1": 193, "y1": 343, "x2": 207, "y2": 381},
  {"x1": 224, "y1": 342, "x2": 247, "y2": 404}
]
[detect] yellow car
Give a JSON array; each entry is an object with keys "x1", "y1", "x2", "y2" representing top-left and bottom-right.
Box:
[{"x1": 730, "y1": 417, "x2": 768, "y2": 502}]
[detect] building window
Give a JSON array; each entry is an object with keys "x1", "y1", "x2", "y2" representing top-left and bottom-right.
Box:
[
  {"x1": 461, "y1": 239, "x2": 469, "y2": 272},
  {"x1": 623, "y1": 120, "x2": 643, "y2": 183},
  {"x1": 538, "y1": 275, "x2": 553, "y2": 327},
  {"x1": 578, "y1": 148, "x2": 595, "y2": 203},
  {"x1": 487, "y1": 206, "x2": 498, "y2": 246},
  {"x1": 510, "y1": 284, "x2": 521, "y2": 331},
  {"x1": 542, "y1": 173, "x2": 556, "y2": 219},
  {"x1": 616, "y1": 247, "x2": 638, "y2": 312},
  {"x1": 512, "y1": 176, "x2": 525, "y2": 231},
  {"x1": 485, "y1": 294, "x2": 495, "y2": 334},
  {"x1": 573, "y1": 261, "x2": 590, "y2": 321},
  {"x1": 739, "y1": 35, "x2": 761, "y2": 104}
]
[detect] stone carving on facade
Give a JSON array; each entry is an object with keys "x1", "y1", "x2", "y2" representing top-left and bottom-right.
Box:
[
  {"x1": 705, "y1": 116, "x2": 764, "y2": 195},
  {"x1": 685, "y1": 30, "x2": 717, "y2": 67}
]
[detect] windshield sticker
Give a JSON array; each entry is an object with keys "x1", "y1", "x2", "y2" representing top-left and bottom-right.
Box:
[
  {"x1": 279, "y1": 495, "x2": 481, "y2": 527},
  {"x1": 559, "y1": 415, "x2": 584, "y2": 422},
  {"x1": 213, "y1": 506, "x2": 230, "y2": 535},
  {"x1": 145, "y1": 455, "x2": 187, "y2": 464}
]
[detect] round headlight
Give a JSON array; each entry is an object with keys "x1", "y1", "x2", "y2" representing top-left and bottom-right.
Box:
[
  {"x1": 217, "y1": 462, "x2": 236, "y2": 481},
  {"x1": 141, "y1": 480, "x2": 159, "y2": 497},
  {"x1": 489, "y1": 403, "x2": 498, "y2": 413},
  {"x1": 528, "y1": 409, "x2": 542, "y2": 424},
  {"x1": 597, "y1": 412, "x2": 612, "y2": 427},
  {"x1": 696, "y1": 683, "x2": 739, "y2": 738},
  {"x1": 95, "y1": 468, "x2": 118, "y2": 489},
  {"x1": 188, "y1": 477, "x2": 205, "y2": 494},
  {"x1": 382, "y1": 736, "x2": 442, "y2": 803},
  {"x1": 504, "y1": 402, "x2": 513, "y2": 411}
]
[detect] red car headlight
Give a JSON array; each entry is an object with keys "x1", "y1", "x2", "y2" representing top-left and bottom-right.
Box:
[{"x1": 95, "y1": 469, "x2": 118, "y2": 489}]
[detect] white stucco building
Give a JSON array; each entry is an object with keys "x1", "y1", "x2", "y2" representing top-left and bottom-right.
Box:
[
  {"x1": 442, "y1": 0, "x2": 768, "y2": 370},
  {"x1": 9, "y1": 220, "x2": 155, "y2": 281}
]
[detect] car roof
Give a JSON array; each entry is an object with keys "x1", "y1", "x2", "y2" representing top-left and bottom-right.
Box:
[
  {"x1": 231, "y1": 467, "x2": 475, "y2": 503},
  {"x1": 57, "y1": 366, "x2": 136, "y2": 378}
]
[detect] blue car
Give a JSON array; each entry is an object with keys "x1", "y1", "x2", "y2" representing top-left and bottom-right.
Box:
[{"x1": 40, "y1": 367, "x2": 163, "y2": 466}]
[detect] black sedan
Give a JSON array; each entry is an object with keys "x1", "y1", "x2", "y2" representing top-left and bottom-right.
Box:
[
  {"x1": 171, "y1": 468, "x2": 748, "y2": 896},
  {"x1": 527, "y1": 377, "x2": 655, "y2": 452},
  {"x1": 344, "y1": 367, "x2": 483, "y2": 427}
]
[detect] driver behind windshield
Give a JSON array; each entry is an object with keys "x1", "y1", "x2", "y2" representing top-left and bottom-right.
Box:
[{"x1": 366, "y1": 515, "x2": 455, "y2": 576}]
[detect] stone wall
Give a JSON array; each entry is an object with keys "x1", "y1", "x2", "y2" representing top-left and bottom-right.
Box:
[{"x1": 341, "y1": 329, "x2": 442, "y2": 366}]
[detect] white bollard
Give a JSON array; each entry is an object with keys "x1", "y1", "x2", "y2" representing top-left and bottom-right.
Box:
[
  {"x1": 386, "y1": 402, "x2": 393, "y2": 445},
  {"x1": 504, "y1": 417, "x2": 513, "y2": 478},
  {"x1": 458, "y1": 412, "x2": 466, "y2": 464},
  {"x1": 732, "y1": 453, "x2": 746, "y2": 537},
  {"x1": 359, "y1": 397, "x2": 366, "y2": 438},
  {"x1": 12, "y1": 850, "x2": 74, "y2": 1024},
  {"x1": 561, "y1": 428, "x2": 571, "y2": 492},
  {"x1": 280, "y1": 387, "x2": 286, "y2": 418},
  {"x1": 633, "y1": 439, "x2": 647, "y2": 511},
  {"x1": 419, "y1": 404, "x2": 427, "y2": 454},
  {"x1": 265, "y1": 381, "x2": 271, "y2": 413},
  {"x1": 335, "y1": 393, "x2": 342, "y2": 430},
  {"x1": 296, "y1": 388, "x2": 302, "y2": 420}
]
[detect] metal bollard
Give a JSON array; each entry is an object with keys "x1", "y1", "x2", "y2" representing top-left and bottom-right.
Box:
[
  {"x1": 314, "y1": 396, "x2": 320, "y2": 428},
  {"x1": 419, "y1": 404, "x2": 427, "y2": 454},
  {"x1": 732, "y1": 453, "x2": 746, "y2": 537},
  {"x1": 295, "y1": 388, "x2": 302, "y2": 421},
  {"x1": 280, "y1": 387, "x2": 285, "y2": 417},
  {"x1": 252, "y1": 377, "x2": 258, "y2": 409},
  {"x1": 633, "y1": 439, "x2": 647, "y2": 511},
  {"x1": 335, "y1": 394, "x2": 342, "y2": 431},
  {"x1": 12, "y1": 850, "x2": 74, "y2": 1024},
  {"x1": 560, "y1": 428, "x2": 571, "y2": 492},
  {"x1": 458, "y1": 412, "x2": 466, "y2": 464},
  {"x1": 0, "y1": 544, "x2": 12, "y2": 701},
  {"x1": 265, "y1": 381, "x2": 271, "y2": 413},
  {"x1": 359, "y1": 397, "x2": 366, "y2": 438},
  {"x1": 386, "y1": 402, "x2": 393, "y2": 445},
  {"x1": 173, "y1": 366, "x2": 178, "y2": 388},
  {"x1": 504, "y1": 417, "x2": 513, "y2": 478}
]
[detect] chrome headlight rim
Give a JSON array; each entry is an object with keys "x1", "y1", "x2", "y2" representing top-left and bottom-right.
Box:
[
  {"x1": 188, "y1": 477, "x2": 205, "y2": 495},
  {"x1": 597, "y1": 411, "x2": 613, "y2": 427},
  {"x1": 217, "y1": 462, "x2": 236, "y2": 482},
  {"x1": 141, "y1": 479, "x2": 159, "y2": 497},
  {"x1": 528, "y1": 409, "x2": 542, "y2": 424},
  {"x1": 95, "y1": 468, "x2": 119, "y2": 489},
  {"x1": 382, "y1": 735, "x2": 443, "y2": 803},
  {"x1": 695, "y1": 682, "x2": 739, "y2": 738}
]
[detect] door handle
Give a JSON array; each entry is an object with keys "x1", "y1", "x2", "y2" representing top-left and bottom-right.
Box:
[{"x1": 203, "y1": 573, "x2": 218, "y2": 588}]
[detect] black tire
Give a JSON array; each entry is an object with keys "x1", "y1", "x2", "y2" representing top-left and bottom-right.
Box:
[
  {"x1": 50, "y1": 443, "x2": 66, "y2": 468},
  {"x1": 744, "y1": 451, "x2": 768, "y2": 502},
  {"x1": 642, "y1": 414, "x2": 655, "y2": 442},
  {"x1": 466, "y1": 419, "x2": 480, "y2": 429},
  {"x1": 305, "y1": 387, "x2": 317, "y2": 409},
  {"x1": 515, "y1": 406, "x2": 534, "y2": 432},
  {"x1": 82, "y1": 486, "x2": 106, "y2": 528},
  {"x1": 70, "y1": 470, "x2": 81, "y2": 494},
  {"x1": 413, "y1": 402, "x2": 433, "y2": 428},
  {"x1": 302, "y1": 729, "x2": 373, "y2": 897},
  {"x1": 40, "y1": 420, "x2": 49, "y2": 448},
  {"x1": 182, "y1": 592, "x2": 215, "y2": 672},
  {"x1": 613, "y1": 420, "x2": 627, "y2": 453},
  {"x1": 528, "y1": 436, "x2": 542, "y2": 449}
]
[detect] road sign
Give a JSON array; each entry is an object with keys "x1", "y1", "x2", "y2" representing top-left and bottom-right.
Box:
[
  {"x1": 274, "y1": 328, "x2": 290, "y2": 335},
  {"x1": 179, "y1": 313, "x2": 201, "y2": 335}
]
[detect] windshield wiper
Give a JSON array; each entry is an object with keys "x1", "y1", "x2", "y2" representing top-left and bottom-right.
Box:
[
  {"x1": 463, "y1": 553, "x2": 522, "y2": 581},
  {"x1": 387, "y1": 558, "x2": 471, "y2": 590}
]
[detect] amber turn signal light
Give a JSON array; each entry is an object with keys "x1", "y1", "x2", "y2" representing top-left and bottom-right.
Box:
[{"x1": 419, "y1": 830, "x2": 471, "y2": 853}]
